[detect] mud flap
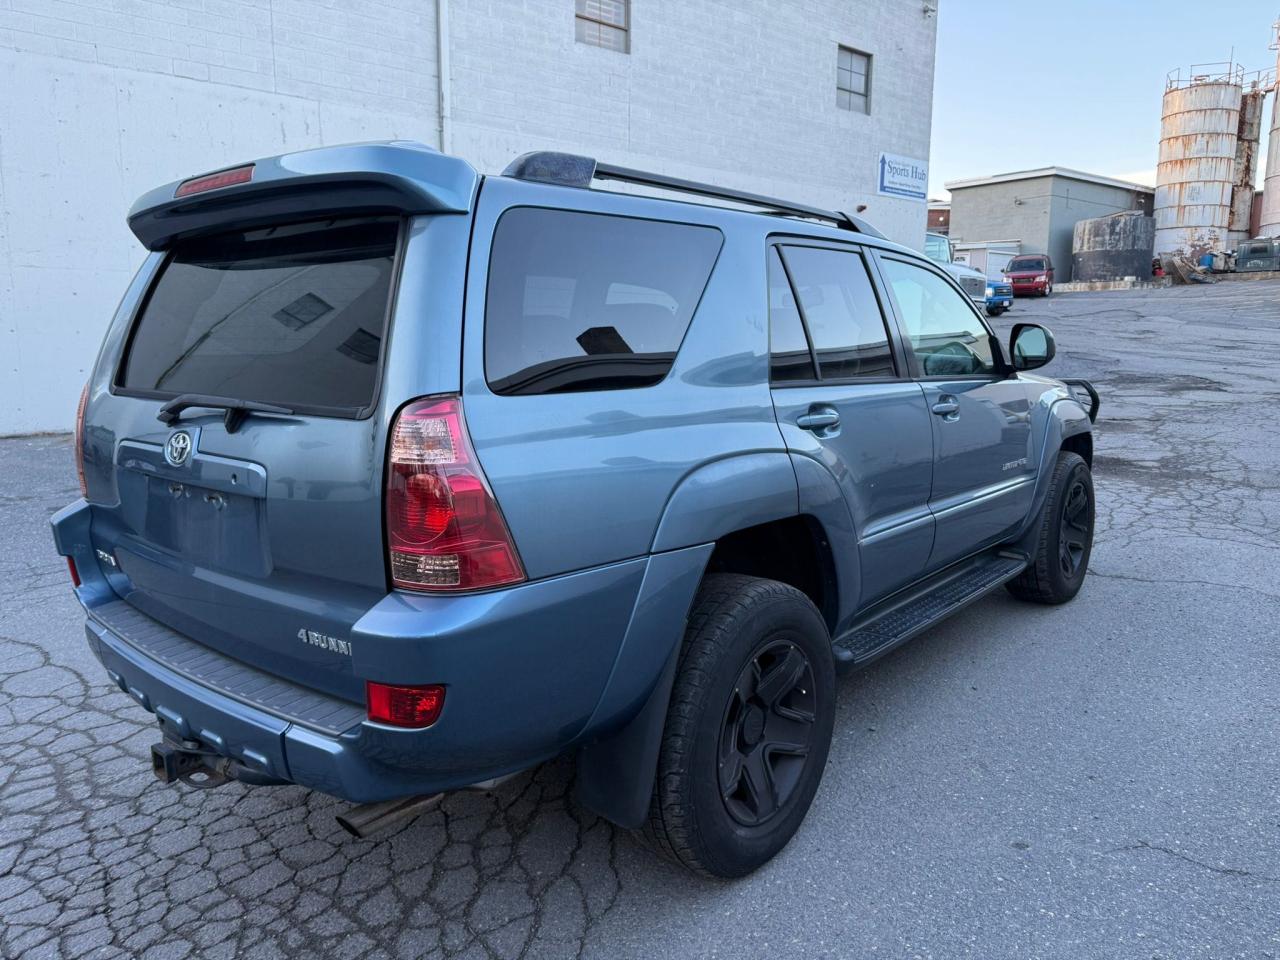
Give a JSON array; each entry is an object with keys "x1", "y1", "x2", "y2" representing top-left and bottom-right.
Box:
[{"x1": 574, "y1": 641, "x2": 681, "y2": 829}]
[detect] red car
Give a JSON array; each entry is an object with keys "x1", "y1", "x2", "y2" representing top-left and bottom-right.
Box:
[{"x1": 1004, "y1": 255, "x2": 1055, "y2": 297}]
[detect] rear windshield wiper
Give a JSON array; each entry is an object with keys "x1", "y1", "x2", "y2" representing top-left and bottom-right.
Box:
[{"x1": 157, "y1": 394, "x2": 294, "y2": 433}]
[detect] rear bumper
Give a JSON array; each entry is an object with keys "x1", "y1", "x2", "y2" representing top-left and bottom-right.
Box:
[{"x1": 54, "y1": 499, "x2": 708, "y2": 804}]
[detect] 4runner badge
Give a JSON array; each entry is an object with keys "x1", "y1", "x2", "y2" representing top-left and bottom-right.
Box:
[{"x1": 298, "y1": 628, "x2": 352, "y2": 657}]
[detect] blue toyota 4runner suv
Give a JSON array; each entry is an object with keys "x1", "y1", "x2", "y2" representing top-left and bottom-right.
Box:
[{"x1": 53, "y1": 142, "x2": 1099, "y2": 878}]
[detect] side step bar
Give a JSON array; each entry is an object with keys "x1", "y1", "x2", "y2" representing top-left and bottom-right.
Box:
[{"x1": 833, "y1": 552, "x2": 1028, "y2": 672}]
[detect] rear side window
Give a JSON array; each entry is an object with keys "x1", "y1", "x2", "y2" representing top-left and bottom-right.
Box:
[
  {"x1": 767, "y1": 249, "x2": 815, "y2": 382},
  {"x1": 119, "y1": 218, "x2": 399, "y2": 414},
  {"x1": 774, "y1": 245, "x2": 895, "y2": 381},
  {"x1": 484, "y1": 208, "x2": 722, "y2": 395}
]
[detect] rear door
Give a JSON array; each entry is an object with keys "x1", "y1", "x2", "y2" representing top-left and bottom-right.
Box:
[
  {"x1": 767, "y1": 240, "x2": 935, "y2": 608},
  {"x1": 875, "y1": 253, "x2": 1035, "y2": 571},
  {"x1": 90, "y1": 217, "x2": 410, "y2": 702}
]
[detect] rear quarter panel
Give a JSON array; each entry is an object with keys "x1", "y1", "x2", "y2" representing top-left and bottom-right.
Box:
[{"x1": 461, "y1": 178, "x2": 787, "y2": 579}]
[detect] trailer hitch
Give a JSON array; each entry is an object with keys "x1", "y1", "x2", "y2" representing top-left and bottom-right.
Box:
[{"x1": 150, "y1": 738, "x2": 286, "y2": 789}]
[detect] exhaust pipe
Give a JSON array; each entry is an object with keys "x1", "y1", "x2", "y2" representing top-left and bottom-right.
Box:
[{"x1": 336, "y1": 793, "x2": 443, "y2": 838}]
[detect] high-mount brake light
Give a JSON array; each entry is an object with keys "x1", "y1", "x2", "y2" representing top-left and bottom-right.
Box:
[
  {"x1": 385, "y1": 396, "x2": 525, "y2": 592},
  {"x1": 75, "y1": 382, "x2": 88, "y2": 497},
  {"x1": 174, "y1": 164, "x2": 255, "y2": 198}
]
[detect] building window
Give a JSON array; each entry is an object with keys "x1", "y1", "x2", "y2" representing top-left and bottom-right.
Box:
[
  {"x1": 837, "y1": 46, "x2": 870, "y2": 113},
  {"x1": 576, "y1": 0, "x2": 629, "y2": 53}
]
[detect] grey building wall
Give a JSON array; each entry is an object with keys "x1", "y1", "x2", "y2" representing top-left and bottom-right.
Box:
[
  {"x1": 949, "y1": 175, "x2": 1054, "y2": 257},
  {"x1": 0, "y1": 0, "x2": 939, "y2": 434},
  {"x1": 950, "y1": 175, "x2": 1153, "y2": 280}
]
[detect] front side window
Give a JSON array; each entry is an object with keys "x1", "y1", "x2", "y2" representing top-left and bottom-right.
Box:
[
  {"x1": 484, "y1": 208, "x2": 722, "y2": 395},
  {"x1": 880, "y1": 258, "x2": 997, "y2": 377},
  {"x1": 774, "y1": 246, "x2": 895, "y2": 381},
  {"x1": 119, "y1": 218, "x2": 399, "y2": 414},
  {"x1": 837, "y1": 46, "x2": 871, "y2": 113},
  {"x1": 575, "y1": 0, "x2": 629, "y2": 52}
]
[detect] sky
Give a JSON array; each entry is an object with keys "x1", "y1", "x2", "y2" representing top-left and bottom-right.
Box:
[{"x1": 928, "y1": 0, "x2": 1280, "y2": 199}]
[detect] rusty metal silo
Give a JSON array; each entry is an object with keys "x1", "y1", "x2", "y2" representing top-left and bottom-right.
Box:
[
  {"x1": 1260, "y1": 23, "x2": 1280, "y2": 237},
  {"x1": 1229, "y1": 81, "x2": 1267, "y2": 243},
  {"x1": 1154, "y1": 64, "x2": 1243, "y2": 258}
]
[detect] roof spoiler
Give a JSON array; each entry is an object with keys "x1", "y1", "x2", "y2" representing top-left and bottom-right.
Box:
[
  {"x1": 128, "y1": 141, "x2": 479, "y2": 250},
  {"x1": 502, "y1": 151, "x2": 886, "y2": 239}
]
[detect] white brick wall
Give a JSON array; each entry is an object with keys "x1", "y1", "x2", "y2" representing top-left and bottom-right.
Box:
[{"x1": 0, "y1": 0, "x2": 937, "y2": 434}]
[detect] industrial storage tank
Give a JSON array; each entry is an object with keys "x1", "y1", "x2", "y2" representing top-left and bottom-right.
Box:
[
  {"x1": 1073, "y1": 211, "x2": 1156, "y2": 282},
  {"x1": 1154, "y1": 65, "x2": 1243, "y2": 259},
  {"x1": 1230, "y1": 83, "x2": 1267, "y2": 243},
  {"x1": 1260, "y1": 22, "x2": 1280, "y2": 236}
]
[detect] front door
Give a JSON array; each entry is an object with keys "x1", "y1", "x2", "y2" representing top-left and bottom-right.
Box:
[
  {"x1": 876, "y1": 254, "x2": 1036, "y2": 571},
  {"x1": 767, "y1": 242, "x2": 935, "y2": 609}
]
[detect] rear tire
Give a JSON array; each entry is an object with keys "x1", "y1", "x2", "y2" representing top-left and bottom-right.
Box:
[
  {"x1": 643, "y1": 574, "x2": 835, "y2": 878},
  {"x1": 1007, "y1": 451, "x2": 1094, "y2": 604}
]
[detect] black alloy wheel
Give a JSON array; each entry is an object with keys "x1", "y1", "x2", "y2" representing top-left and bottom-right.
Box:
[
  {"x1": 1006, "y1": 451, "x2": 1094, "y2": 604},
  {"x1": 1059, "y1": 478, "x2": 1090, "y2": 578},
  {"x1": 643, "y1": 574, "x2": 836, "y2": 878},
  {"x1": 717, "y1": 639, "x2": 817, "y2": 827}
]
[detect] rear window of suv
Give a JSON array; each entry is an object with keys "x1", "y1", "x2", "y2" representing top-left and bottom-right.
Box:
[
  {"x1": 484, "y1": 208, "x2": 722, "y2": 395},
  {"x1": 118, "y1": 217, "x2": 400, "y2": 415}
]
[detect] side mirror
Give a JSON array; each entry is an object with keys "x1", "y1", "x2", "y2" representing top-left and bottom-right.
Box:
[{"x1": 1010, "y1": 322, "x2": 1055, "y2": 371}]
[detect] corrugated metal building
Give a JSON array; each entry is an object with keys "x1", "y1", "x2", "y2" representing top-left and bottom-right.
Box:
[{"x1": 945, "y1": 168, "x2": 1155, "y2": 282}]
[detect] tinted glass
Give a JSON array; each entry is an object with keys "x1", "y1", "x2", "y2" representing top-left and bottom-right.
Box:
[
  {"x1": 780, "y1": 246, "x2": 895, "y2": 380},
  {"x1": 1007, "y1": 257, "x2": 1045, "y2": 271},
  {"x1": 120, "y1": 218, "x2": 398, "y2": 413},
  {"x1": 485, "y1": 208, "x2": 722, "y2": 395},
  {"x1": 880, "y1": 258, "x2": 997, "y2": 377},
  {"x1": 768, "y1": 249, "x2": 815, "y2": 382}
]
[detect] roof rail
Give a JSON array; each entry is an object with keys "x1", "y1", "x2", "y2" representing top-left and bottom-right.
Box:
[{"x1": 501, "y1": 151, "x2": 885, "y2": 240}]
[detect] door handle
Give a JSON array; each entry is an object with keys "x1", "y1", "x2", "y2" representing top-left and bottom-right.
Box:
[
  {"x1": 796, "y1": 408, "x2": 841, "y2": 432},
  {"x1": 931, "y1": 397, "x2": 960, "y2": 418}
]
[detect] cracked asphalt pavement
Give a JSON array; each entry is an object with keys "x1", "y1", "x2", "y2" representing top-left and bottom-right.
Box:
[{"x1": 2, "y1": 280, "x2": 1278, "y2": 959}]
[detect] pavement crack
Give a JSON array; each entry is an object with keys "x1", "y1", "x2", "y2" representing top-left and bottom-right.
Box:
[
  {"x1": 1086, "y1": 569, "x2": 1280, "y2": 600},
  {"x1": 1107, "y1": 841, "x2": 1280, "y2": 884}
]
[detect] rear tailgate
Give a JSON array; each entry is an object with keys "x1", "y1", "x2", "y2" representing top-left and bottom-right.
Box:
[{"x1": 80, "y1": 144, "x2": 478, "y2": 704}]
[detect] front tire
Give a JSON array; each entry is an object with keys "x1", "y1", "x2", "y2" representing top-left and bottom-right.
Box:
[
  {"x1": 1007, "y1": 451, "x2": 1094, "y2": 604},
  {"x1": 643, "y1": 574, "x2": 835, "y2": 878}
]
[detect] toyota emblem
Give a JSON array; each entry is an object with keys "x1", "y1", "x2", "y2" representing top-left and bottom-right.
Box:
[{"x1": 164, "y1": 430, "x2": 193, "y2": 467}]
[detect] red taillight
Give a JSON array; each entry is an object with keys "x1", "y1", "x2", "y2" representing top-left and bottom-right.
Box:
[
  {"x1": 385, "y1": 396, "x2": 525, "y2": 592},
  {"x1": 174, "y1": 164, "x2": 254, "y2": 198},
  {"x1": 75, "y1": 382, "x2": 88, "y2": 497},
  {"x1": 66, "y1": 557, "x2": 81, "y2": 588},
  {"x1": 366, "y1": 681, "x2": 445, "y2": 728}
]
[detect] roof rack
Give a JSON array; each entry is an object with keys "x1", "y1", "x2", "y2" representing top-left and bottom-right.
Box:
[{"x1": 501, "y1": 151, "x2": 885, "y2": 240}]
